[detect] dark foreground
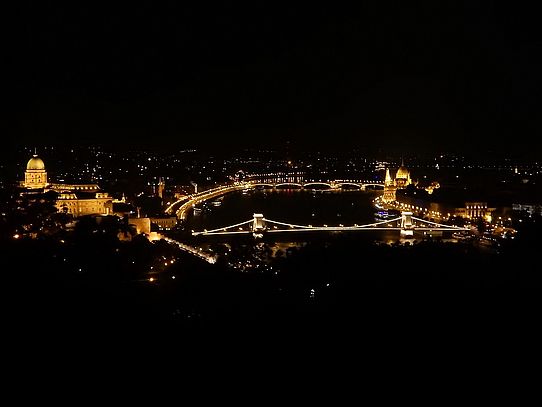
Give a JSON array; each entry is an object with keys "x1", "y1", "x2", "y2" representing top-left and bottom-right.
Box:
[{"x1": 3, "y1": 220, "x2": 541, "y2": 342}]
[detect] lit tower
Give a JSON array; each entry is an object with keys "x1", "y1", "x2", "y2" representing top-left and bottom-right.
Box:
[
  {"x1": 383, "y1": 167, "x2": 396, "y2": 203},
  {"x1": 157, "y1": 177, "x2": 165, "y2": 199},
  {"x1": 385, "y1": 168, "x2": 393, "y2": 186}
]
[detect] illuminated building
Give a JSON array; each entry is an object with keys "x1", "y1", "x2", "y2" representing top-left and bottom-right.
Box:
[
  {"x1": 129, "y1": 217, "x2": 151, "y2": 235},
  {"x1": 149, "y1": 216, "x2": 177, "y2": 230},
  {"x1": 55, "y1": 192, "x2": 112, "y2": 217},
  {"x1": 513, "y1": 203, "x2": 542, "y2": 215},
  {"x1": 383, "y1": 168, "x2": 396, "y2": 202},
  {"x1": 157, "y1": 177, "x2": 165, "y2": 199},
  {"x1": 151, "y1": 177, "x2": 166, "y2": 199},
  {"x1": 424, "y1": 181, "x2": 440, "y2": 195},
  {"x1": 394, "y1": 160, "x2": 412, "y2": 188},
  {"x1": 20, "y1": 153, "x2": 113, "y2": 217},
  {"x1": 455, "y1": 202, "x2": 495, "y2": 222},
  {"x1": 23, "y1": 155, "x2": 48, "y2": 189},
  {"x1": 382, "y1": 159, "x2": 412, "y2": 203}
]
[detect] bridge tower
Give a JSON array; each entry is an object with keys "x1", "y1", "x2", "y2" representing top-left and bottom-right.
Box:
[
  {"x1": 400, "y1": 211, "x2": 414, "y2": 236},
  {"x1": 252, "y1": 213, "x2": 266, "y2": 237}
]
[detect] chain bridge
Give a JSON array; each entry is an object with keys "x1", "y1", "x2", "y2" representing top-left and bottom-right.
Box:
[{"x1": 192, "y1": 212, "x2": 470, "y2": 238}]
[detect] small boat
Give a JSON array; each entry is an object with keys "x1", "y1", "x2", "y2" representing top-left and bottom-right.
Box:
[
  {"x1": 212, "y1": 200, "x2": 222, "y2": 207},
  {"x1": 452, "y1": 231, "x2": 473, "y2": 241},
  {"x1": 193, "y1": 207, "x2": 202, "y2": 215},
  {"x1": 375, "y1": 210, "x2": 399, "y2": 220}
]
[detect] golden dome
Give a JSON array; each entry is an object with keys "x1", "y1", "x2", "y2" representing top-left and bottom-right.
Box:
[
  {"x1": 26, "y1": 155, "x2": 45, "y2": 170},
  {"x1": 396, "y1": 165, "x2": 409, "y2": 179}
]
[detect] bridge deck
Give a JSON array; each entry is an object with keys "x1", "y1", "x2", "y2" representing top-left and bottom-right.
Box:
[{"x1": 193, "y1": 215, "x2": 470, "y2": 236}]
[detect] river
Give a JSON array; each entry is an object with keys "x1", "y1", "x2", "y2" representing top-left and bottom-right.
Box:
[{"x1": 183, "y1": 188, "x2": 408, "y2": 244}]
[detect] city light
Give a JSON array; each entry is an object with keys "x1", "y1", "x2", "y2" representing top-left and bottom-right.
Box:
[{"x1": 3, "y1": 2, "x2": 542, "y2": 332}]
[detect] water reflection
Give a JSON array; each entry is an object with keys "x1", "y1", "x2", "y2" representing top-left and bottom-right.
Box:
[
  {"x1": 186, "y1": 189, "x2": 381, "y2": 231},
  {"x1": 184, "y1": 189, "x2": 417, "y2": 245}
]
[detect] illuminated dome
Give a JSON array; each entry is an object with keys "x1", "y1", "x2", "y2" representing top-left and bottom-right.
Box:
[
  {"x1": 26, "y1": 155, "x2": 45, "y2": 170},
  {"x1": 396, "y1": 165, "x2": 409, "y2": 179}
]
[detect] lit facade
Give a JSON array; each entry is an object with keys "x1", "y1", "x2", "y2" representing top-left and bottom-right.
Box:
[
  {"x1": 455, "y1": 202, "x2": 495, "y2": 222},
  {"x1": 383, "y1": 160, "x2": 412, "y2": 203},
  {"x1": 21, "y1": 153, "x2": 113, "y2": 217},
  {"x1": 149, "y1": 216, "x2": 177, "y2": 230},
  {"x1": 23, "y1": 155, "x2": 48, "y2": 189},
  {"x1": 56, "y1": 192, "x2": 112, "y2": 216}
]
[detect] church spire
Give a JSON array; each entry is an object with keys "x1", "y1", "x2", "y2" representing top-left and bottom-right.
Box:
[{"x1": 385, "y1": 168, "x2": 392, "y2": 186}]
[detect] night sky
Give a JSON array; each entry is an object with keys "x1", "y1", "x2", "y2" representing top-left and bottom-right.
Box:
[{"x1": 5, "y1": 2, "x2": 542, "y2": 156}]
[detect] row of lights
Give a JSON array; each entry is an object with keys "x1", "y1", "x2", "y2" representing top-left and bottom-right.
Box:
[{"x1": 393, "y1": 202, "x2": 443, "y2": 217}]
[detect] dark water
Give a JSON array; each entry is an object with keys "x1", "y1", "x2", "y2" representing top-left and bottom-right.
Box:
[
  {"x1": 183, "y1": 189, "x2": 456, "y2": 245},
  {"x1": 186, "y1": 189, "x2": 383, "y2": 232}
]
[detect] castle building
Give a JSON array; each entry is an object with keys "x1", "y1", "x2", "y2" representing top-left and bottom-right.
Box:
[
  {"x1": 383, "y1": 160, "x2": 412, "y2": 203},
  {"x1": 23, "y1": 155, "x2": 48, "y2": 189},
  {"x1": 20, "y1": 153, "x2": 113, "y2": 217},
  {"x1": 55, "y1": 192, "x2": 113, "y2": 217}
]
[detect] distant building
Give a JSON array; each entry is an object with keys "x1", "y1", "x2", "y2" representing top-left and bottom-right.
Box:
[
  {"x1": 23, "y1": 155, "x2": 48, "y2": 189},
  {"x1": 56, "y1": 192, "x2": 113, "y2": 217},
  {"x1": 151, "y1": 177, "x2": 166, "y2": 199},
  {"x1": 513, "y1": 203, "x2": 542, "y2": 215},
  {"x1": 128, "y1": 217, "x2": 151, "y2": 235},
  {"x1": 112, "y1": 195, "x2": 136, "y2": 217},
  {"x1": 20, "y1": 153, "x2": 113, "y2": 217},
  {"x1": 455, "y1": 202, "x2": 495, "y2": 222},
  {"x1": 149, "y1": 216, "x2": 177, "y2": 230},
  {"x1": 383, "y1": 159, "x2": 412, "y2": 203},
  {"x1": 424, "y1": 181, "x2": 440, "y2": 195},
  {"x1": 157, "y1": 177, "x2": 165, "y2": 199}
]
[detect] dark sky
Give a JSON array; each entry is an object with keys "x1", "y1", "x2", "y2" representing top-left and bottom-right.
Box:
[{"x1": 5, "y1": 2, "x2": 542, "y2": 156}]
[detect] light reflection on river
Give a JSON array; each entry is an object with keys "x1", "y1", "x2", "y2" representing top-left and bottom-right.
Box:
[
  {"x1": 186, "y1": 189, "x2": 377, "y2": 228},
  {"x1": 184, "y1": 189, "x2": 405, "y2": 245}
]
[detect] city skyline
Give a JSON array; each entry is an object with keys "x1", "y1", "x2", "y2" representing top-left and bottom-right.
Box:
[
  {"x1": 2, "y1": 2, "x2": 541, "y2": 337},
  {"x1": 3, "y1": 142, "x2": 540, "y2": 330}
]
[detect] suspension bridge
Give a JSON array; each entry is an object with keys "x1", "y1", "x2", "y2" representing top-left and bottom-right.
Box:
[{"x1": 192, "y1": 211, "x2": 470, "y2": 237}]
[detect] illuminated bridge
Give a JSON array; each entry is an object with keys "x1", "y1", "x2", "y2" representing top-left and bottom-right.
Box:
[
  {"x1": 192, "y1": 212, "x2": 470, "y2": 238},
  {"x1": 165, "y1": 179, "x2": 385, "y2": 220},
  {"x1": 248, "y1": 180, "x2": 385, "y2": 190}
]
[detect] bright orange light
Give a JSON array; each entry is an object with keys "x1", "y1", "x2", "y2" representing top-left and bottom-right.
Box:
[
  {"x1": 149, "y1": 277, "x2": 154, "y2": 282},
  {"x1": 13, "y1": 234, "x2": 20, "y2": 239}
]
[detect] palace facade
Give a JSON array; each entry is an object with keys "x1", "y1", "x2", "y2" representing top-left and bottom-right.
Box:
[{"x1": 21, "y1": 153, "x2": 113, "y2": 217}]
